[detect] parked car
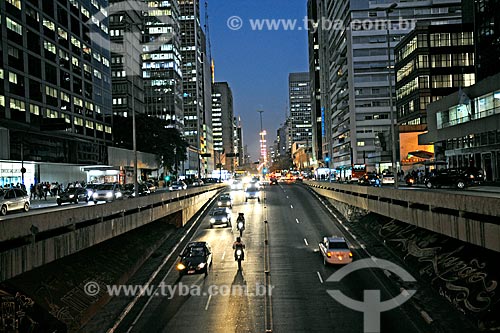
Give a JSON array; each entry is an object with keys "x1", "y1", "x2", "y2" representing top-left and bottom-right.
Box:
[
  {"x1": 0, "y1": 188, "x2": 30, "y2": 216},
  {"x1": 56, "y1": 187, "x2": 89, "y2": 205},
  {"x1": 210, "y1": 207, "x2": 232, "y2": 228},
  {"x1": 169, "y1": 181, "x2": 187, "y2": 191},
  {"x1": 319, "y1": 236, "x2": 353, "y2": 265},
  {"x1": 358, "y1": 173, "x2": 381, "y2": 187},
  {"x1": 92, "y1": 183, "x2": 123, "y2": 203},
  {"x1": 176, "y1": 241, "x2": 213, "y2": 277},
  {"x1": 424, "y1": 167, "x2": 484, "y2": 189}
]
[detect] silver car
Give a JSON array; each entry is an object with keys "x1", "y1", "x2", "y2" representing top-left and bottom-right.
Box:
[
  {"x1": 0, "y1": 188, "x2": 30, "y2": 216},
  {"x1": 92, "y1": 183, "x2": 123, "y2": 203}
]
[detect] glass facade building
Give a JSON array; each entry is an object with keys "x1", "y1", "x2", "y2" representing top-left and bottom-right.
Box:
[
  {"x1": 0, "y1": 0, "x2": 113, "y2": 167},
  {"x1": 142, "y1": 0, "x2": 183, "y2": 129}
]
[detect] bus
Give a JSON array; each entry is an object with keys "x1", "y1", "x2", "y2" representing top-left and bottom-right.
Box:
[{"x1": 351, "y1": 164, "x2": 367, "y2": 182}]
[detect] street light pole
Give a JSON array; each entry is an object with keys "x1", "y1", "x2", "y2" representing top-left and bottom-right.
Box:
[{"x1": 379, "y1": 2, "x2": 399, "y2": 189}]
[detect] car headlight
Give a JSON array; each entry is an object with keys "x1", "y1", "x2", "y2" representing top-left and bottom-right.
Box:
[
  {"x1": 197, "y1": 263, "x2": 206, "y2": 269},
  {"x1": 236, "y1": 249, "x2": 242, "y2": 256},
  {"x1": 106, "y1": 192, "x2": 113, "y2": 198},
  {"x1": 222, "y1": 217, "x2": 228, "y2": 222},
  {"x1": 116, "y1": 192, "x2": 122, "y2": 198},
  {"x1": 56, "y1": 195, "x2": 61, "y2": 199},
  {"x1": 69, "y1": 194, "x2": 75, "y2": 198},
  {"x1": 93, "y1": 193, "x2": 98, "y2": 198},
  {"x1": 177, "y1": 263, "x2": 186, "y2": 270},
  {"x1": 169, "y1": 187, "x2": 173, "y2": 191},
  {"x1": 217, "y1": 202, "x2": 222, "y2": 206},
  {"x1": 87, "y1": 190, "x2": 93, "y2": 196},
  {"x1": 210, "y1": 218, "x2": 215, "y2": 223},
  {"x1": 470, "y1": 175, "x2": 475, "y2": 179},
  {"x1": 245, "y1": 192, "x2": 250, "y2": 197}
]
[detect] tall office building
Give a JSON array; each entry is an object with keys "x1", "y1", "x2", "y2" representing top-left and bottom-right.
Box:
[
  {"x1": 236, "y1": 117, "x2": 244, "y2": 167},
  {"x1": 212, "y1": 82, "x2": 234, "y2": 170},
  {"x1": 312, "y1": 0, "x2": 462, "y2": 170},
  {"x1": 395, "y1": 23, "x2": 475, "y2": 170},
  {"x1": 179, "y1": 0, "x2": 212, "y2": 177},
  {"x1": 465, "y1": 0, "x2": 500, "y2": 80},
  {"x1": 307, "y1": 0, "x2": 323, "y2": 164},
  {"x1": 109, "y1": 1, "x2": 144, "y2": 118},
  {"x1": 0, "y1": 0, "x2": 113, "y2": 186},
  {"x1": 143, "y1": 0, "x2": 183, "y2": 129},
  {"x1": 289, "y1": 72, "x2": 313, "y2": 148}
]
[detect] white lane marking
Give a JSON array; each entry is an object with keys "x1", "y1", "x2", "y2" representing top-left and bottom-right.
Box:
[
  {"x1": 295, "y1": 218, "x2": 300, "y2": 224},
  {"x1": 286, "y1": 196, "x2": 289, "y2": 199},
  {"x1": 290, "y1": 205, "x2": 293, "y2": 209},
  {"x1": 221, "y1": 251, "x2": 226, "y2": 260},
  {"x1": 303, "y1": 238, "x2": 309, "y2": 246},
  {"x1": 205, "y1": 294, "x2": 212, "y2": 311},
  {"x1": 317, "y1": 271, "x2": 324, "y2": 284}
]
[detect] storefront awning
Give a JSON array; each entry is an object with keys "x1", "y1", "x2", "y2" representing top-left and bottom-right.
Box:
[{"x1": 407, "y1": 151, "x2": 434, "y2": 159}]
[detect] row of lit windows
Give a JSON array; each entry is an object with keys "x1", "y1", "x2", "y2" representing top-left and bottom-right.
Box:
[{"x1": 3, "y1": 95, "x2": 107, "y2": 131}]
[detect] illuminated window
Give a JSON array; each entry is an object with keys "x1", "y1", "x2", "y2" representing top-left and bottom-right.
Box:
[
  {"x1": 74, "y1": 117, "x2": 83, "y2": 126},
  {"x1": 9, "y1": 72, "x2": 18, "y2": 84},
  {"x1": 6, "y1": 18, "x2": 23, "y2": 35},
  {"x1": 44, "y1": 41, "x2": 56, "y2": 54},
  {"x1": 43, "y1": 19, "x2": 56, "y2": 31},
  {"x1": 30, "y1": 104, "x2": 40, "y2": 116},
  {"x1": 10, "y1": 98, "x2": 25, "y2": 111},
  {"x1": 7, "y1": 0, "x2": 21, "y2": 10}
]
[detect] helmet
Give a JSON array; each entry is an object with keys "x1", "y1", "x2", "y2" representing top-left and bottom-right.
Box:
[{"x1": 236, "y1": 237, "x2": 241, "y2": 242}]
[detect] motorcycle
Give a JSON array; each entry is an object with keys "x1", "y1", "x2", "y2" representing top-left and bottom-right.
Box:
[
  {"x1": 234, "y1": 246, "x2": 244, "y2": 271},
  {"x1": 236, "y1": 213, "x2": 245, "y2": 237},
  {"x1": 405, "y1": 175, "x2": 416, "y2": 187}
]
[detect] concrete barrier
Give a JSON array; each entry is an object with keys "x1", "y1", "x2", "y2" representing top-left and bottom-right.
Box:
[
  {"x1": 305, "y1": 181, "x2": 500, "y2": 252},
  {"x1": 0, "y1": 185, "x2": 224, "y2": 282}
]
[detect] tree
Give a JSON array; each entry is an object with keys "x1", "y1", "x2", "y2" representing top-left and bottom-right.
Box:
[{"x1": 113, "y1": 115, "x2": 188, "y2": 173}]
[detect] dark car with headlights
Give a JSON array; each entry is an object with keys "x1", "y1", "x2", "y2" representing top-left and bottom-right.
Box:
[
  {"x1": 176, "y1": 241, "x2": 212, "y2": 277},
  {"x1": 56, "y1": 187, "x2": 89, "y2": 205},
  {"x1": 424, "y1": 167, "x2": 484, "y2": 190},
  {"x1": 122, "y1": 183, "x2": 150, "y2": 198},
  {"x1": 358, "y1": 173, "x2": 381, "y2": 187},
  {"x1": 210, "y1": 207, "x2": 232, "y2": 228}
]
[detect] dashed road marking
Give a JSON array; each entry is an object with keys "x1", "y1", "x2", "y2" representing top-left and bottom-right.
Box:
[
  {"x1": 205, "y1": 294, "x2": 212, "y2": 311},
  {"x1": 317, "y1": 271, "x2": 324, "y2": 284},
  {"x1": 290, "y1": 205, "x2": 294, "y2": 209},
  {"x1": 295, "y1": 218, "x2": 300, "y2": 224},
  {"x1": 304, "y1": 238, "x2": 309, "y2": 246}
]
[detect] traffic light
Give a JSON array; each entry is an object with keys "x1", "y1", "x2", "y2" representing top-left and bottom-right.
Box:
[{"x1": 164, "y1": 175, "x2": 171, "y2": 182}]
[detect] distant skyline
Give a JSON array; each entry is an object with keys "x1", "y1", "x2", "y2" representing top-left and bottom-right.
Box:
[{"x1": 206, "y1": 0, "x2": 309, "y2": 161}]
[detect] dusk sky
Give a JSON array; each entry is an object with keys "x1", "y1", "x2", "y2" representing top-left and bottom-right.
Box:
[{"x1": 205, "y1": 0, "x2": 309, "y2": 161}]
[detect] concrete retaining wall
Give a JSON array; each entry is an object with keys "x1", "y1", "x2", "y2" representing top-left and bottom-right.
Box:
[
  {"x1": 0, "y1": 185, "x2": 224, "y2": 282},
  {"x1": 306, "y1": 181, "x2": 500, "y2": 252}
]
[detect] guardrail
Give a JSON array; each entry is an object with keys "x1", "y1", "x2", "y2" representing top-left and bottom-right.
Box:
[
  {"x1": 305, "y1": 181, "x2": 500, "y2": 252},
  {"x1": 0, "y1": 184, "x2": 225, "y2": 281}
]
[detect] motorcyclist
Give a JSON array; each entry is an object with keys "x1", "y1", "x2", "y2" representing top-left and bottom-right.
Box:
[
  {"x1": 236, "y1": 213, "x2": 245, "y2": 230},
  {"x1": 232, "y1": 237, "x2": 245, "y2": 260}
]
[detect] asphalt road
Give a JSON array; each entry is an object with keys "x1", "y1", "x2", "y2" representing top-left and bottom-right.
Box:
[{"x1": 109, "y1": 184, "x2": 435, "y2": 333}]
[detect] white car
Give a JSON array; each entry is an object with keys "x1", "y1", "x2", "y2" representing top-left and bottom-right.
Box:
[
  {"x1": 169, "y1": 181, "x2": 187, "y2": 191},
  {"x1": 0, "y1": 188, "x2": 30, "y2": 216},
  {"x1": 92, "y1": 183, "x2": 123, "y2": 203},
  {"x1": 382, "y1": 173, "x2": 395, "y2": 184},
  {"x1": 319, "y1": 236, "x2": 353, "y2": 265}
]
